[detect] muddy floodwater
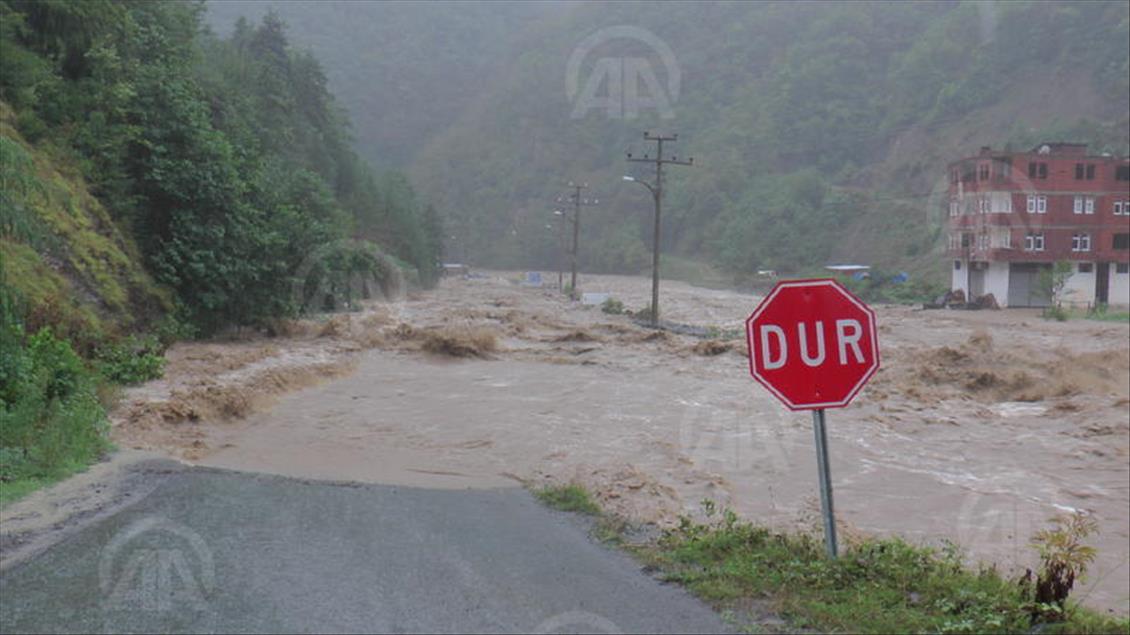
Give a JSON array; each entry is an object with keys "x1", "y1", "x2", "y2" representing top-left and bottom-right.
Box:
[{"x1": 112, "y1": 272, "x2": 1130, "y2": 614}]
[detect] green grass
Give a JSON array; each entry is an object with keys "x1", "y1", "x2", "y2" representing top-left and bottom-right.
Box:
[
  {"x1": 0, "y1": 455, "x2": 103, "y2": 507},
  {"x1": 1084, "y1": 309, "x2": 1130, "y2": 323},
  {"x1": 533, "y1": 485, "x2": 1130, "y2": 634},
  {"x1": 533, "y1": 484, "x2": 601, "y2": 515},
  {"x1": 1046, "y1": 307, "x2": 1130, "y2": 323}
]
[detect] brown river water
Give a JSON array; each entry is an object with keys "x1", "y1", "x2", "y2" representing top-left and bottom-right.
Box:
[{"x1": 111, "y1": 272, "x2": 1130, "y2": 615}]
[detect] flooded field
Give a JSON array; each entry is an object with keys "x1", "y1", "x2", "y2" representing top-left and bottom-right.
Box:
[{"x1": 111, "y1": 272, "x2": 1130, "y2": 614}]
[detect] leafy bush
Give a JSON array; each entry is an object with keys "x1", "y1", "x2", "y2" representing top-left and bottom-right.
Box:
[
  {"x1": 95, "y1": 334, "x2": 166, "y2": 385},
  {"x1": 600, "y1": 297, "x2": 624, "y2": 315},
  {"x1": 0, "y1": 327, "x2": 109, "y2": 500},
  {"x1": 1043, "y1": 306, "x2": 1069, "y2": 322},
  {"x1": 0, "y1": 280, "x2": 110, "y2": 502},
  {"x1": 1022, "y1": 512, "x2": 1098, "y2": 622}
]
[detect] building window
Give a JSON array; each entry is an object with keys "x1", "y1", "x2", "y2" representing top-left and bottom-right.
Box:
[
  {"x1": 978, "y1": 164, "x2": 989, "y2": 181},
  {"x1": 1086, "y1": 164, "x2": 1095, "y2": 180},
  {"x1": 1037, "y1": 196, "x2": 1047, "y2": 213},
  {"x1": 1085, "y1": 198, "x2": 1094, "y2": 214},
  {"x1": 1025, "y1": 233, "x2": 1045, "y2": 251},
  {"x1": 992, "y1": 228, "x2": 1011, "y2": 248},
  {"x1": 1115, "y1": 201, "x2": 1129, "y2": 216},
  {"x1": 1117, "y1": 263, "x2": 1129, "y2": 274},
  {"x1": 1072, "y1": 233, "x2": 1091, "y2": 252},
  {"x1": 1027, "y1": 196, "x2": 1036, "y2": 213},
  {"x1": 994, "y1": 159, "x2": 1011, "y2": 179},
  {"x1": 990, "y1": 192, "x2": 1012, "y2": 213},
  {"x1": 1074, "y1": 197, "x2": 1083, "y2": 214},
  {"x1": 1039, "y1": 163, "x2": 1048, "y2": 179},
  {"x1": 1117, "y1": 202, "x2": 1124, "y2": 215},
  {"x1": 1114, "y1": 234, "x2": 1130, "y2": 250},
  {"x1": 1078, "y1": 262, "x2": 1094, "y2": 273},
  {"x1": 954, "y1": 260, "x2": 962, "y2": 270},
  {"x1": 1116, "y1": 165, "x2": 1130, "y2": 181},
  {"x1": 978, "y1": 234, "x2": 989, "y2": 249},
  {"x1": 1075, "y1": 163, "x2": 1085, "y2": 179},
  {"x1": 961, "y1": 233, "x2": 973, "y2": 248}
]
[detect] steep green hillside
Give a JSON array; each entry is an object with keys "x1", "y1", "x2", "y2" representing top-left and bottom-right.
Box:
[
  {"x1": 1, "y1": 1, "x2": 442, "y2": 335},
  {"x1": 1, "y1": 101, "x2": 169, "y2": 352}
]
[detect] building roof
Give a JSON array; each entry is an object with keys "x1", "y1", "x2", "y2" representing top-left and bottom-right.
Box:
[{"x1": 949, "y1": 142, "x2": 1129, "y2": 167}]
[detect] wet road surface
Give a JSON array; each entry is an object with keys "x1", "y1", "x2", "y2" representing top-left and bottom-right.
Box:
[{"x1": 0, "y1": 463, "x2": 726, "y2": 634}]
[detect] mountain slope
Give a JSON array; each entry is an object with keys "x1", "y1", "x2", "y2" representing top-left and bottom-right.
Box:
[
  {"x1": 203, "y1": 1, "x2": 1129, "y2": 283},
  {"x1": 407, "y1": 0, "x2": 1129, "y2": 279},
  {"x1": 1, "y1": 101, "x2": 169, "y2": 351}
]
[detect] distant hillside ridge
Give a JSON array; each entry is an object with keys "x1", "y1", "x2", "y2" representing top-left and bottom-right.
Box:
[{"x1": 205, "y1": 1, "x2": 1129, "y2": 282}]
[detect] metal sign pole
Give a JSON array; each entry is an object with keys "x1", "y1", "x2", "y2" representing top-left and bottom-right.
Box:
[{"x1": 812, "y1": 408, "x2": 838, "y2": 558}]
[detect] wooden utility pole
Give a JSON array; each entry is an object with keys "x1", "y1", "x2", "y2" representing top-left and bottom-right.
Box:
[
  {"x1": 556, "y1": 182, "x2": 598, "y2": 300},
  {"x1": 626, "y1": 131, "x2": 693, "y2": 326},
  {"x1": 552, "y1": 209, "x2": 567, "y2": 290}
]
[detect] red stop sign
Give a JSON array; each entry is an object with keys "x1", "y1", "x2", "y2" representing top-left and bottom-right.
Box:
[{"x1": 745, "y1": 279, "x2": 879, "y2": 410}]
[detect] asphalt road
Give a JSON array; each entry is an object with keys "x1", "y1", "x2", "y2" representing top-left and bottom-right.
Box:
[{"x1": 0, "y1": 465, "x2": 727, "y2": 634}]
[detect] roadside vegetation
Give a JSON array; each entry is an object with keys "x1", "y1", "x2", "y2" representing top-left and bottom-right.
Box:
[
  {"x1": 534, "y1": 484, "x2": 601, "y2": 516},
  {"x1": 533, "y1": 484, "x2": 1130, "y2": 634},
  {"x1": 0, "y1": 285, "x2": 110, "y2": 505}
]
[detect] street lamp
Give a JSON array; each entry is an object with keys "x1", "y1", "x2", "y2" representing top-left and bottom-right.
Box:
[
  {"x1": 552, "y1": 210, "x2": 567, "y2": 290},
  {"x1": 625, "y1": 132, "x2": 693, "y2": 327},
  {"x1": 622, "y1": 174, "x2": 660, "y2": 325}
]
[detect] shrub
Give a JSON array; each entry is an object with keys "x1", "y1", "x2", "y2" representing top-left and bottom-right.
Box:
[
  {"x1": 601, "y1": 297, "x2": 625, "y2": 315},
  {"x1": 1022, "y1": 512, "x2": 1098, "y2": 623},
  {"x1": 95, "y1": 334, "x2": 166, "y2": 385},
  {"x1": 1042, "y1": 305, "x2": 1069, "y2": 322},
  {"x1": 0, "y1": 324, "x2": 109, "y2": 494},
  {"x1": 534, "y1": 484, "x2": 600, "y2": 515}
]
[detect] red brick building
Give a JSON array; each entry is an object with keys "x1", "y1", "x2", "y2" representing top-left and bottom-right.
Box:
[{"x1": 947, "y1": 142, "x2": 1130, "y2": 307}]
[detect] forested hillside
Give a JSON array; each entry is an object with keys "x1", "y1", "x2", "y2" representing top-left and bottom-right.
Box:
[
  {"x1": 212, "y1": 1, "x2": 1129, "y2": 282},
  {"x1": 1, "y1": 0, "x2": 441, "y2": 493},
  {"x1": 204, "y1": 0, "x2": 562, "y2": 169},
  {"x1": 410, "y1": 1, "x2": 1129, "y2": 280}
]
